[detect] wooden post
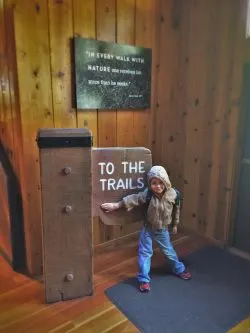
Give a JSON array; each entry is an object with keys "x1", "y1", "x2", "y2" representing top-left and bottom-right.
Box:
[{"x1": 37, "y1": 128, "x2": 92, "y2": 303}]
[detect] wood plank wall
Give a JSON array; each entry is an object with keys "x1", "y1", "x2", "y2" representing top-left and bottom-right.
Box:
[
  {"x1": 153, "y1": 0, "x2": 247, "y2": 245},
  {"x1": 0, "y1": 0, "x2": 247, "y2": 275}
]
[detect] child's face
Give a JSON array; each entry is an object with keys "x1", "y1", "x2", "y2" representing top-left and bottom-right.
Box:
[{"x1": 150, "y1": 177, "x2": 165, "y2": 195}]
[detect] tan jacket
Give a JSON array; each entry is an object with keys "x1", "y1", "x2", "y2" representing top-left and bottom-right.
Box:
[{"x1": 122, "y1": 166, "x2": 180, "y2": 230}]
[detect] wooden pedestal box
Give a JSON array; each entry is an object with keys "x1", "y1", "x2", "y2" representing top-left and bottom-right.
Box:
[{"x1": 37, "y1": 128, "x2": 92, "y2": 303}]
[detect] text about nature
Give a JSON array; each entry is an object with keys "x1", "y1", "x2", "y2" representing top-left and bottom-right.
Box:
[{"x1": 85, "y1": 50, "x2": 144, "y2": 89}]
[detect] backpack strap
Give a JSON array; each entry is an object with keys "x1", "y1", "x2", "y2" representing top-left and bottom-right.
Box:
[
  {"x1": 146, "y1": 188, "x2": 153, "y2": 203},
  {"x1": 145, "y1": 187, "x2": 183, "y2": 210},
  {"x1": 146, "y1": 188, "x2": 182, "y2": 206},
  {"x1": 173, "y1": 187, "x2": 183, "y2": 208},
  {"x1": 143, "y1": 189, "x2": 153, "y2": 226}
]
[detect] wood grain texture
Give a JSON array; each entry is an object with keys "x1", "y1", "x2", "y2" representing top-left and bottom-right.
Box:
[
  {"x1": 73, "y1": 0, "x2": 98, "y2": 147},
  {"x1": 196, "y1": 1, "x2": 223, "y2": 235},
  {"x1": 0, "y1": 0, "x2": 14, "y2": 163},
  {"x1": 4, "y1": 0, "x2": 23, "y2": 181},
  {"x1": 205, "y1": 2, "x2": 235, "y2": 239},
  {"x1": 48, "y1": 0, "x2": 77, "y2": 128},
  {"x1": 0, "y1": 0, "x2": 4, "y2": 142},
  {"x1": 152, "y1": 0, "x2": 246, "y2": 245},
  {"x1": 95, "y1": 0, "x2": 117, "y2": 243},
  {"x1": 13, "y1": 0, "x2": 54, "y2": 275},
  {"x1": 116, "y1": 0, "x2": 135, "y2": 147},
  {"x1": 217, "y1": 1, "x2": 246, "y2": 244},
  {"x1": 0, "y1": 230, "x2": 205, "y2": 333},
  {"x1": 96, "y1": 0, "x2": 117, "y2": 148},
  {"x1": 39, "y1": 138, "x2": 92, "y2": 302},
  {"x1": 0, "y1": 0, "x2": 247, "y2": 276},
  {"x1": 182, "y1": 0, "x2": 209, "y2": 231},
  {"x1": 133, "y1": 0, "x2": 153, "y2": 148}
]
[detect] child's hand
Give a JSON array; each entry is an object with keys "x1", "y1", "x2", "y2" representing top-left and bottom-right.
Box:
[
  {"x1": 101, "y1": 202, "x2": 120, "y2": 213},
  {"x1": 172, "y1": 226, "x2": 178, "y2": 234}
]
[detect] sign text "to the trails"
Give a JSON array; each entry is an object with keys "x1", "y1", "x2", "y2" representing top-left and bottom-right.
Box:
[{"x1": 98, "y1": 161, "x2": 145, "y2": 191}]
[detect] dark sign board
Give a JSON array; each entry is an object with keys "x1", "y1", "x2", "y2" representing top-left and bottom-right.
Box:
[
  {"x1": 74, "y1": 37, "x2": 152, "y2": 110},
  {"x1": 92, "y1": 147, "x2": 152, "y2": 226}
]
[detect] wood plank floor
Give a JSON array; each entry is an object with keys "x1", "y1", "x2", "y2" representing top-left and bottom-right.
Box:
[{"x1": 0, "y1": 231, "x2": 210, "y2": 333}]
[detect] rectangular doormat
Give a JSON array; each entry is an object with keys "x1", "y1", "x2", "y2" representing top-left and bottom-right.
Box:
[{"x1": 105, "y1": 246, "x2": 250, "y2": 333}]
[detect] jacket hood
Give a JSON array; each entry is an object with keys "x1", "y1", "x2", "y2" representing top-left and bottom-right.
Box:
[{"x1": 147, "y1": 165, "x2": 171, "y2": 189}]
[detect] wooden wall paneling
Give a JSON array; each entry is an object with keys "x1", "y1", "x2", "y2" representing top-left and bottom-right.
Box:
[
  {"x1": 149, "y1": 0, "x2": 160, "y2": 163},
  {"x1": 214, "y1": 2, "x2": 239, "y2": 242},
  {"x1": 4, "y1": 0, "x2": 23, "y2": 180},
  {"x1": 96, "y1": 0, "x2": 117, "y2": 149},
  {"x1": 0, "y1": 0, "x2": 5, "y2": 143},
  {"x1": 38, "y1": 129, "x2": 93, "y2": 303},
  {"x1": 115, "y1": 0, "x2": 136, "y2": 238},
  {"x1": 182, "y1": 0, "x2": 210, "y2": 231},
  {"x1": 165, "y1": 0, "x2": 183, "y2": 189},
  {"x1": 0, "y1": 0, "x2": 14, "y2": 162},
  {"x1": 133, "y1": 0, "x2": 152, "y2": 148},
  {"x1": 151, "y1": 0, "x2": 167, "y2": 167},
  {"x1": 48, "y1": 0, "x2": 76, "y2": 128},
  {"x1": 116, "y1": 0, "x2": 135, "y2": 148},
  {"x1": 157, "y1": 0, "x2": 182, "y2": 186},
  {"x1": 120, "y1": 0, "x2": 160, "y2": 238},
  {"x1": 228, "y1": 1, "x2": 249, "y2": 246},
  {"x1": 73, "y1": 0, "x2": 98, "y2": 146},
  {"x1": 72, "y1": 0, "x2": 100, "y2": 245},
  {"x1": 96, "y1": 0, "x2": 117, "y2": 243},
  {"x1": 0, "y1": 0, "x2": 4, "y2": 141},
  {"x1": 13, "y1": 0, "x2": 54, "y2": 275},
  {"x1": 3, "y1": 0, "x2": 15, "y2": 169},
  {"x1": 0, "y1": 0, "x2": 244, "y2": 255},
  {"x1": 0, "y1": 80, "x2": 2, "y2": 143},
  {"x1": 175, "y1": 0, "x2": 190, "y2": 193},
  {"x1": 217, "y1": 1, "x2": 246, "y2": 243},
  {"x1": 196, "y1": 1, "x2": 222, "y2": 235},
  {"x1": 205, "y1": 2, "x2": 233, "y2": 239}
]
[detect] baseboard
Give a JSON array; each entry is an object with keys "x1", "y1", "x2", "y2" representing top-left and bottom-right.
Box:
[
  {"x1": 227, "y1": 247, "x2": 250, "y2": 261},
  {"x1": 94, "y1": 229, "x2": 192, "y2": 255},
  {"x1": 180, "y1": 225, "x2": 224, "y2": 248},
  {"x1": 94, "y1": 231, "x2": 140, "y2": 254}
]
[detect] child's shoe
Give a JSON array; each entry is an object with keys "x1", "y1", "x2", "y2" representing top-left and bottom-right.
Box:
[
  {"x1": 139, "y1": 282, "x2": 151, "y2": 292},
  {"x1": 176, "y1": 270, "x2": 191, "y2": 280}
]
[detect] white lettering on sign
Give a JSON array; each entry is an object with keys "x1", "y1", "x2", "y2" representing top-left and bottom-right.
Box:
[
  {"x1": 98, "y1": 161, "x2": 146, "y2": 191},
  {"x1": 99, "y1": 177, "x2": 144, "y2": 191},
  {"x1": 121, "y1": 161, "x2": 145, "y2": 173},
  {"x1": 87, "y1": 65, "x2": 111, "y2": 72},
  {"x1": 98, "y1": 162, "x2": 115, "y2": 175}
]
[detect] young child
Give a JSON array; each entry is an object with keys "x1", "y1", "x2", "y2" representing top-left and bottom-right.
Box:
[{"x1": 101, "y1": 165, "x2": 191, "y2": 292}]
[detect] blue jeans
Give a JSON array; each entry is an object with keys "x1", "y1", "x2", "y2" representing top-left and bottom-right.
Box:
[{"x1": 137, "y1": 227, "x2": 185, "y2": 283}]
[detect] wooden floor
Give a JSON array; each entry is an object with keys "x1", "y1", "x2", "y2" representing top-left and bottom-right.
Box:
[{"x1": 0, "y1": 231, "x2": 210, "y2": 333}]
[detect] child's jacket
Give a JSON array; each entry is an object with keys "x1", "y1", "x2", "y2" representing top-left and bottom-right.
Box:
[{"x1": 122, "y1": 166, "x2": 180, "y2": 230}]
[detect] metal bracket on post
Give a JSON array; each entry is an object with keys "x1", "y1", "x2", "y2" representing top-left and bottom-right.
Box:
[{"x1": 37, "y1": 128, "x2": 93, "y2": 303}]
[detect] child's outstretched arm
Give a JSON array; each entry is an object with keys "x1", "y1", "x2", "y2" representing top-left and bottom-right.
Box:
[
  {"x1": 101, "y1": 188, "x2": 148, "y2": 213},
  {"x1": 101, "y1": 201, "x2": 124, "y2": 213}
]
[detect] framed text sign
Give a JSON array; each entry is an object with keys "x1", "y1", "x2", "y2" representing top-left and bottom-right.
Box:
[{"x1": 74, "y1": 37, "x2": 152, "y2": 110}]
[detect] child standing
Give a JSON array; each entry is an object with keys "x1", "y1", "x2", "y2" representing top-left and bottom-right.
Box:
[{"x1": 101, "y1": 165, "x2": 191, "y2": 292}]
